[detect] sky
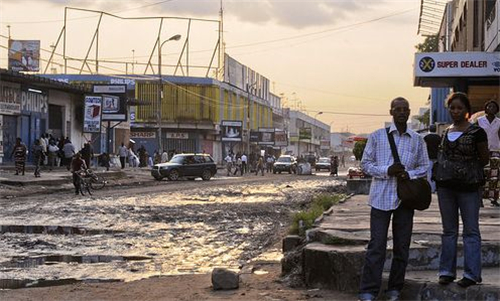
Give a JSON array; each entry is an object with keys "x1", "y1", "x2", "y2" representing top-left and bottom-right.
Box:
[{"x1": 0, "y1": 0, "x2": 431, "y2": 134}]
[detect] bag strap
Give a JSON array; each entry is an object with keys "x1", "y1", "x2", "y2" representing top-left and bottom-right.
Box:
[{"x1": 386, "y1": 127, "x2": 401, "y2": 164}]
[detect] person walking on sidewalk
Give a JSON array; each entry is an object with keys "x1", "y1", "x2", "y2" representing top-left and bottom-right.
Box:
[
  {"x1": 32, "y1": 139, "x2": 43, "y2": 177},
  {"x1": 224, "y1": 154, "x2": 233, "y2": 176},
  {"x1": 70, "y1": 153, "x2": 87, "y2": 195},
  {"x1": 241, "y1": 153, "x2": 248, "y2": 174},
  {"x1": 62, "y1": 139, "x2": 76, "y2": 171},
  {"x1": 255, "y1": 155, "x2": 265, "y2": 176},
  {"x1": 11, "y1": 138, "x2": 27, "y2": 176},
  {"x1": 434, "y1": 92, "x2": 489, "y2": 288},
  {"x1": 358, "y1": 97, "x2": 429, "y2": 301},
  {"x1": 119, "y1": 143, "x2": 128, "y2": 169},
  {"x1": 47, "y1": 140, "x2": 59, "y2": 171}
]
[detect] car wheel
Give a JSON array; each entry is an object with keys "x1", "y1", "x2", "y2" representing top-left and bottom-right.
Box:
[
  {"x1": 168, "y1": 169, "x2": 180, "y2": 181},
  {"x1": 288, "y1": 169, "x2": 292, "y2": 174},
  {"x1": 154, "y1": 175, "x2": 163, "y2": 181},
  {"x1": 273, "y1": 170, "x2": 276, "y2": 174},
  {"x1": 201, "y1": 169, "x2": 212, "y2": 181},
  {"x1": 279, "y1": 171, "x2": 282, "y2": 174}
]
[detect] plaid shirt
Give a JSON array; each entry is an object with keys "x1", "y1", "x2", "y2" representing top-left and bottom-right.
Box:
[{"x1": 361, "y1": 124, "x2": 429, "y2": 211}]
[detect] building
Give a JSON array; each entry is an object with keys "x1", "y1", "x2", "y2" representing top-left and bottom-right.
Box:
[
  {"x1": 287, "y1": 110, "x2": 330, "y2": 157},
  {"x1": 0, "y1": 69, "x2": 90, "y2": 164},
  {"x1": 415, "y1": 0, "x2": 500, "y2": 118}
]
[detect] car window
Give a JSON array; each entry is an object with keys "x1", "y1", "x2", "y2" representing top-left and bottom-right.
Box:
[
  {"x1": 184, "y1": 156, "x2": 195, "y2": 164},
  {"x1": 277, "y1": 157, "x2": 291, "y2": 163},
  {"x1": 204, "y1": 156, "x2": 214, "y2": 163},
  {"x1": 169, "y1": 155, "x2": 185, "y2": 164},
  {"x1": 194, "y1": 156, "x2": 206, "y2": 164},
  {"x1": 319, "y1": 158, "x2": 330, "y2": 163}
]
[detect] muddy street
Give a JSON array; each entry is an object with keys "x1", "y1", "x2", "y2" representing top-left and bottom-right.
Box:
[{"x1": 0, "y1": 173, "x2": 344, "y2": 289}]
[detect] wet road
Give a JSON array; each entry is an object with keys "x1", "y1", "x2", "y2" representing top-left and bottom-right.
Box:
[{"x1": 0, "y1": 172, "x2": 344, "y2": 289}]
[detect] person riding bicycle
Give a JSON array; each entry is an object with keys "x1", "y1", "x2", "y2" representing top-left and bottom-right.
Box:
[{"x1": 71, "y1": 153, "x2": 87, "y2": 195}]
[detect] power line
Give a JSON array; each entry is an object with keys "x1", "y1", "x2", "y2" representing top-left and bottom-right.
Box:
[{"x1": 0, "y1": 0, "x2": 177, "y2": 24}]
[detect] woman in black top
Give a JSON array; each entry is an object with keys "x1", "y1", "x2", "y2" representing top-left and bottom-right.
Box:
[{"x1": 435, "y1": 92, "x2": 489, "y2": 288}]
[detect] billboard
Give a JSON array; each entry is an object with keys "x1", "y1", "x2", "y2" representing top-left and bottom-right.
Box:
[
  {"x1": 258, "y1": 127, "x2": 274, "y2": 145},
  {"x1": 8, "y1": 40, "x2": 40, "y2": 72},
  {"x1": 249, "y1": 130, "x2": 260, "y2": 143},
  {"x1": 83, "y1": 96, "x2": 102, "y2": 133},
  {"x1": 221, "y1": 120, "x2": 242, "y2": 142},
  {"x1": 299, "y1": 127, "x2": 312, "y2": 140},
  {"x1": 92, "y1": 85, "x2": 127, "y2": 121},
  {"x1": 274, "y1": 131, "x2": 288, "y2": 147}
]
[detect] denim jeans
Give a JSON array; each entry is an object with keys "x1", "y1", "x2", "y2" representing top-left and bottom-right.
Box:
[
  {"x1": 359, "y1": 205, "x2": 414, "y2": 299},
  {"x1": 437, "y1": 187, "x2": 482, "y2": 282}
]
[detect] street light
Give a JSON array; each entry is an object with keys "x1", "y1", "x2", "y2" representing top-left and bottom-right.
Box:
[{"x1": 157, "y1": 34, "x2": 181, "y2": 153}]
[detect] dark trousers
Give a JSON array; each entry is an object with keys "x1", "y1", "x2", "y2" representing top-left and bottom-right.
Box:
[
  {"x1": 72, "y1": 173, "x2": 80, "y2": 193},
  {"x1": 242, "y1": 162, "x2": 247, "y2": 174},
  {"x1": 120, "y1": 156, "x2": 126, "y2": 169},
  {"x1": 359, "y1": 205, "x2": 414, "y2": 298}
]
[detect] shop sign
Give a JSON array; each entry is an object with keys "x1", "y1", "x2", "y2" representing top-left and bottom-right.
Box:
[
  {"x1": 414, "y1": 52, "x2": 500, "y2": 77},
  {"x1": 0, "y1": 85, "x2": 21, "y2": 115},
  {"x1": 299, "y1": 127, "x2": 312, "y2": 140},
  {"x1": 21, "y1": 90, "x2": 48, "y2": 114},
  {"x1": 83, "y1": 95, "x2": 102, "y2": 133},
  {"x1": 258, "y1": 127, "x2": 274, "y2": 146},
  {"x1": 221, "y1": 120, "x2": 242, "y2": 142},
  {"x1": 167, "y1": 132, "x2": 189, "y2": 139},
  {"x1": 274, "y1": 131, "x2": 288, "y2": 147},
  {"x1": 130, "y1": 131, "x2": 156, "y2": 139}
]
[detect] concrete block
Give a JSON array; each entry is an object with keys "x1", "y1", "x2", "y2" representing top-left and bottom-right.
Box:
[
  {"x1": 346, "y1": 179, "x2": 371, "y2": 195},
  {"x1": 283, "y1": 235, "x2": 302, "y2": 253},
  {"x1": 211, "y1": 268, "x2": 239, "y2": 290}
]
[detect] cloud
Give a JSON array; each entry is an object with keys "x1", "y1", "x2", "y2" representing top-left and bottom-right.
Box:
[{"x1": 36, "y1": 0, "x2": 381, "y2": 29}]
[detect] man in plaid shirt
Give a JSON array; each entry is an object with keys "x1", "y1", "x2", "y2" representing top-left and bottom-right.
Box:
[{"x1": 358, "y1": 97, "x2": 429, "y2": 301}]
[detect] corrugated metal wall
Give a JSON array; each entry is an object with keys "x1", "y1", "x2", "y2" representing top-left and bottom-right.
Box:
[{"x1": 135, "y1": 81, "x2": 273, "y2": 128}]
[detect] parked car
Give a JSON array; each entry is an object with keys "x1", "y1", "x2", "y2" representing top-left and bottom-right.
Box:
[
  {"x1": 273, "y1": 155, "x2": 297, "y2": 174},
  {"x1": 303, "y1": 154, "x2": 317, "y2": 167},
  {"x1": 151, "y1": 153, "x2": 217, "y2": 181},
  {"x1": 315, "y1": 157, "x2": 331, "y2": 171}
]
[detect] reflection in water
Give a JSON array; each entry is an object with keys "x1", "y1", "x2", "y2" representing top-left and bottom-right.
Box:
[{"x1": 0, "y1": 178, "x2": 343, "y2": 289}]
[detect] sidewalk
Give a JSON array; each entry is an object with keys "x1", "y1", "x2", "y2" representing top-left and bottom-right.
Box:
[{"x1": 301, "y1": 193, "x2": 500, "y2": 300}]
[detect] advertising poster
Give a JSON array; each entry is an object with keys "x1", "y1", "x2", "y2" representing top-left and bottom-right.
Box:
[
  {"x1": 249, "y1": 130, "x2": 260, "y2": 143},
  {"x1": 8, "y1": 40, "x2": 40, "y2": 72},
  {"x1": 258, "y1": 127, "x2": 275, "y2": 146},
  {"x1": 274, "y1": 131, "x2": 288, "y2": 147},
  {"x1": 299, "y1": 127, "x2": 312, "y2": 140},
  {"x1": 221, "y1": 120, "x2": 243, "y2": 142},
  {"x1": 83, "y1": 96, "x2": 102, "y2": 133}
]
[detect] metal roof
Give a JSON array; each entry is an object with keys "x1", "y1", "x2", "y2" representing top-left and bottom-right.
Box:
[
  {"x1": 417, "y1": 0, "x2": 447, "y2": 36},
  {"x1": 0, "y1": 68, "x2": 91, "y2": 94}
]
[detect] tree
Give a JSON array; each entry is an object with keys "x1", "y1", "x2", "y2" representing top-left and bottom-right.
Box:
[
  {"x1": 353, "y1": 140, "x2": 367, "y2": 161},
  {"x1": 414, "y1": 109, "x2": 430, "y2": 127},
  {"x1": 415, "y1": 35, "x2": 439, "y2": 52}
]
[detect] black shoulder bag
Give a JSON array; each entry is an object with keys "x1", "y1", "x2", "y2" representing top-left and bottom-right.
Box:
[{"x1": 386, "y1": 128, "x2": 431, "y2": 211}]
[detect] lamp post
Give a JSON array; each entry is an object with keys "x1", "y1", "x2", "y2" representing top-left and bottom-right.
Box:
[{"x1": 157, "y1": 34, "x2": 181, "y2": 153}]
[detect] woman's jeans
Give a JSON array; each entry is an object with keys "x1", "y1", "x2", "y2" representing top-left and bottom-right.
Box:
[
  {"x1": 359, "y1": 205, "x2": 414, "y2": 299},
  {"x1": 437, "y1": 187, "x2": 482, "y2": 282}
]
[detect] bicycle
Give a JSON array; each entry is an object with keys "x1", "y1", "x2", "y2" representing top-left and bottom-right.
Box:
[
  {"x1": 75, "y1": 169, "x2": 107, "y2": 196},
  {"x1": 86, "y1": 169, "x2": 106, "y2": 190}
]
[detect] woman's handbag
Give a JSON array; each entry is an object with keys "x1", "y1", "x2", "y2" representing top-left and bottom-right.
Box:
[
  {"x1": 433, "y1": 151, "x2": 484, "y2": 185},
  {"x1": 386, "y1": 129, "x2": 432, "y2": 211}
]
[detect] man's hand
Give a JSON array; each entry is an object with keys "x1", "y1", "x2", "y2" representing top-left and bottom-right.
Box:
[{"x1": 387, "y1": 163, "x2": 405, "y2": 177}]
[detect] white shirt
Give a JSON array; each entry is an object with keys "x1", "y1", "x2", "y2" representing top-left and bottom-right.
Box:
[
  {"x1": 241, "y1": 154, "x2": 247, "y2": 163},
  {"x1": 478, "y1": 115, "x2": 500, "y2": 150},
  {"x1": 161, "y1": 152, "x2": 169, "y2": 163},
  {"x1": 119, "y1": 146, "x2": 128, "y2": 157},
  {"x1": 225, "y1": 155, "x2": 232, "y2": 163}
]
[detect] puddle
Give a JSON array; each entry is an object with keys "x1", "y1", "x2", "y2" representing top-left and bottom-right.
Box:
[
  {"x1": 0, "y1": 278, "x2": 121, "y2": 290},
  {"x1": 0, "y1": 225, "x2": 122, "y2": 235},
  {"x1": 0, "y1": 255, "x2": 152, "y2": 268}
]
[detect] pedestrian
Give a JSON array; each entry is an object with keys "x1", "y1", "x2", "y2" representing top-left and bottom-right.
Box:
[
  {"x1": 358, "y1": 97, "x2": 429, "y2": 301},
  {"x1": 161, "y1": 149, "x2": 169, "y2": 163},
  {"x1": 39, "y1": 134, "x2": 47, "y2": 166},
  {"x1": 424, "y1": 124, "x2": 441, "y2": 193},
  {"x1": 266, "y1": 155, "x2": 274, "y2": 173},
  {"x1": 11, "y1": 137, "x2": 27, "y2": 176},
  {"x1": 330, "y1": 156, "x2": 339, "y2": 176},
  {"x1": 255, "y1": 155, "x2": 265, "y2": 176},
  {"x1": 129, "y1": 148, "x2": 138, "y2": 168},
  {"x1": 62, "y1": 139, "x2": 76, "y2": 171},
  {"x1": 153, "y1": 150, "x2": 161, "y2": 165},
  {"x1": 119, "y1": 142, "x2": 128, "y2": 169},
  {"x1": 80, "y1": 142, "x2": 93, "y2": 169},
  {"x1": 241, "y1": 153, "x2": 248, "y2": 174},
  {"x1": 477, "y1": 99, "x2": 500, "y2": 207},
  {"x1": 32, "y1": 139, "x2": 43, "y2": 177},
  {"x1": 434, "y1": 92, "x2": 489, "y2": 288},
  {"x1": 70, "y1": 153, "x2": 87, "y2": 195},
  {"x1": 47, "y1": 140, "x2": 59, "y2": 171},
  {"x1": 138, "y1": 145, "x2": 147, "y2": 167},
  {"x1": 233, "y1": 156, "x2": 242, "y2": 176},
  {"x1": 225, "y1": 153, "x2": 233, "y2": 176},
  {"x1": 341, "y1": 155, "x2": 345, "y2": 168}
]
